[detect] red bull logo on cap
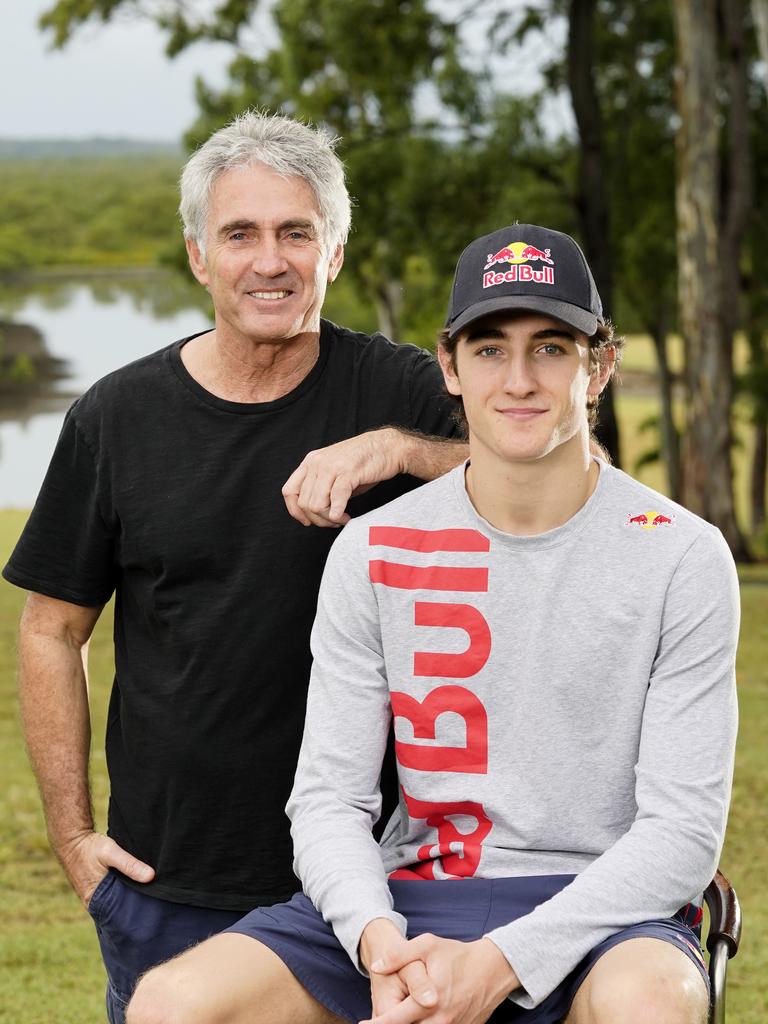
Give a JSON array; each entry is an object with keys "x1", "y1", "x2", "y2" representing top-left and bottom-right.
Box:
[
  {"x1": 482, "y1": 241, "x2": 555, "y2": 290},
  {"x1": 626, "y1": 510, "x2": 676, "y2": 530}
]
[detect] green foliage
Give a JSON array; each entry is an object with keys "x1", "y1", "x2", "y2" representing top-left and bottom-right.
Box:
[
  {"x1": 159, "y1": 1, "x2": 262, "y2": 55},
  {"x1": 38, "y1": 0, "x2": 135, "y2": 48},
  {"x1": 37, "y1": 0, "x2": 683, "y2": 347},
  {"x1": 29, "y1": 0, "x2": 768, "y2": 525},
  {"x1": 632, "y1": 412, "x2": 663, "y2": 473},
  {"x1": 177, "y1": 0, "x2": 584, "y2": 340},
  {"x1": 178, "y1": 0, "x2": 489, "y2": 339},
  {"x1": 7, "y1": 355, "x2": 37, "y2": 385},
  {"x1": 506, "y1": 0, "x2": 679, "y2": 334},
  {"x1": 738, "y1": 363, "x2": 768, "y2": 419},
  {"x1": 0, "y1": 157, "x2": 183, "y2": 273},
  {"x1": 752, "y1": 519, "x2": 768, "y2": 560}
]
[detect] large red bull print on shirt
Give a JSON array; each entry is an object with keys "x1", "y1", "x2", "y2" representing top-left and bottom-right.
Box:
[
  {"x1": 369, "y1": 526, "x2": 493, "y2": 880},
  {"x1": 483, "y1": 240, "x2": 555, "y2": 290}
]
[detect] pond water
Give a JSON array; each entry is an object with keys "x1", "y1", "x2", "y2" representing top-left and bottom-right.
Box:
[{"x1": 0, "y1": 273, "x2": 212, "y2": 507}]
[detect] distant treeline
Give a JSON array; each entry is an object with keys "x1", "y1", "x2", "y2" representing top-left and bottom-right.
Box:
[
  {"x1": 0, "y1": 138, "x2": 181, "y2": 160},
  {"x1": 0, "y1": 156, "x2": 183, "y2": 273}
]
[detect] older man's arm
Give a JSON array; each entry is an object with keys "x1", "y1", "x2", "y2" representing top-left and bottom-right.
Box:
[
  {"x1": 18, "y1": 593, "x2": 155, "y2": 907},
  {"x1": 282, "y1": 428, "x2": 468, "y2": 528}
]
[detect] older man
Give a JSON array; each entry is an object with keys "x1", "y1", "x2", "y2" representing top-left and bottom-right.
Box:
[{"x1": 2, "y1": 112, "x2": 465, "y2": 1022}]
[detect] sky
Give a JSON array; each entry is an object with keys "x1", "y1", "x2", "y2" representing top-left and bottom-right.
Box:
[
  {"x1": 1, "y1": 1, "x2": 233, "y2": 142},
  {"x1": 0, "y1": 1, "x2": 572, "y2": 144}
]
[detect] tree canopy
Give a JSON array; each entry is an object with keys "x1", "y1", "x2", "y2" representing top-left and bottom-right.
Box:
[{"x1": 34, "y1": 0, "x2": 768, "y2": 555}]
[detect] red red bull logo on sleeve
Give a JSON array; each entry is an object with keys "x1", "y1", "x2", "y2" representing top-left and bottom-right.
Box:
[
  {"x1": 626, "y1": 510, "x2": 676, "y2": 530},
  {"x1": 482, "y1": 241, "x2": 555, "y2": 290}
]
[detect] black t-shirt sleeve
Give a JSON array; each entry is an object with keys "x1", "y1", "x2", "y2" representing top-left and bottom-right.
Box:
[
  {"x1": 406, "y1": 346, "x2": 462, "y2": 439},
  {"x1": 2, "y1": 404, "x2": 117, "y2": 606}
]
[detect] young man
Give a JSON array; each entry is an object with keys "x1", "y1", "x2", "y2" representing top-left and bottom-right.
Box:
[{"x1": 127, "y1": 225, "x2": 738, "y2": 1024}]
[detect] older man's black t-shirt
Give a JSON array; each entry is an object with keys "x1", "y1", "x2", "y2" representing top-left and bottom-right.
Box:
[{"x1": 3, "y1": 320, "x2": 460, "y2": 910}]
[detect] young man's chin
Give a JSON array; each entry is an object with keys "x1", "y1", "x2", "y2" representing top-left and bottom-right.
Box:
[
  {"x1": 474, "y1": 434, "x2": 582, "y2": 467},
  {"x1": 478, "y1": 430, "x2": 558, "y2": 462}
]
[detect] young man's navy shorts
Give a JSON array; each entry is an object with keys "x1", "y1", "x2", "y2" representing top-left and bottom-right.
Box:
[{"x1": 225, "y1": 875, "x2": 709, "y2": 1024}]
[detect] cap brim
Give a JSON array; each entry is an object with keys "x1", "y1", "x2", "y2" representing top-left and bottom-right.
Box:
[{"x1": 447, "y1": 295, "x2": 600, "y2": 339}]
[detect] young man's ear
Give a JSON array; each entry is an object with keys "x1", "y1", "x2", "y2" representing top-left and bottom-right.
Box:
[
  {"x1": 185, "y1": 237, "x2": 209, "y2": 288},
  {"x1": 437, "y1": 343, "x2": 462, "y2": 397},
  {"x1": 587, "y1": 345, "x2": 616, "y2": 399}
]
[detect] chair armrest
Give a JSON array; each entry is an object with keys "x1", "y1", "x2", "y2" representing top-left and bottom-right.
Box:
[{"x1": 703, "y1": 869, "x2": 741, "y2": 958}]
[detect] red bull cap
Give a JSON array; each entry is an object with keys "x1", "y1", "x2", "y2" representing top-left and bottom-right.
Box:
[{"x1": 445, "y1": 223, "x2": 604, "y2": 339}]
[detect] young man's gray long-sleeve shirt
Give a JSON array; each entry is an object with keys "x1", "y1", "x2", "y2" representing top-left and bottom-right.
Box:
[{"x1": 287, "y1": 461, "x2": 739, "y2": 1008}]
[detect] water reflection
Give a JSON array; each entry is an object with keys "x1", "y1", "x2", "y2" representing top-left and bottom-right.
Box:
[
  {"x1": 0, "y1": 319, "x2": 73, "y2": 426},
  {"x1": 0, "y1": 270, "x2": 212, "y2": 507},
  {"x1": 0, "y1": 269, "x2": 211, "y2": 320}
]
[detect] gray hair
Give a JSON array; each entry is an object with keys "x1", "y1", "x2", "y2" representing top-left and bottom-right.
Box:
[{"x1": 179, "y1": 110, "x2": 352, "y2": 256}]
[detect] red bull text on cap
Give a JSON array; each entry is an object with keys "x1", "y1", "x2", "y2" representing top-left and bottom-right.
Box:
[{"x1": 446, "y1": 223, "x2": 603, "y2": 339}]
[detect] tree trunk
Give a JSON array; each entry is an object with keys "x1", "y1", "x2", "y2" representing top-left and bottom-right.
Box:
[
  {"x1": 567, "y1": 0, "x2": 621, "y2": 467},
  {"x1": 739, "y1": 1, "x2": 768, "y2": 541},
  {"x1": 752, "y1": 0, "x2": 768, "y2": 97},
  {"x1": 650, "y1": 320, "x2": 682, "y2": 503},
  {"x1": 747, "y1": 317, "x2": 768, "y2": 536},
  {"x1": 719, "y1": 0, "x2": 752, "y2": 343},
  {"x1": 672, "y1": 0, "x2": 748, "y2": 557},
  {"x1": 374, "y1": 279, "x2": 404, "y2": 342},
  {"x1": 720, "y1": 0, "x2": 753, "y2": 554}
]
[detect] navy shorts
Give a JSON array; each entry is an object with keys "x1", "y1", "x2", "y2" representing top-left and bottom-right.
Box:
[
  {"x1": 87, "y1": 871, "x2": 244, "y2": 1024},
  {"x1": 226, "y1": 876, "x2": 709, "y2": 1024}
]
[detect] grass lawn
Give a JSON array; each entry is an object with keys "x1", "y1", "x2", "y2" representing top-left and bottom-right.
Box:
[{"x1": 1, "y1": 407, "x2": 767, "y2": 1020}]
